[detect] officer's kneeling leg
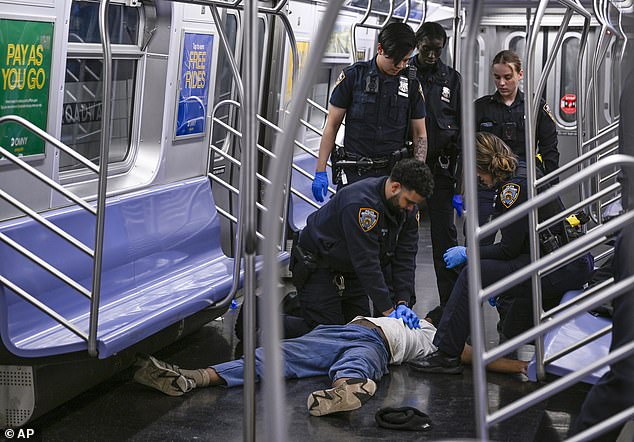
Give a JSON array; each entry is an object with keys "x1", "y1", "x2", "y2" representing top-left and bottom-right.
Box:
[{"x1": 298, "y1": 268, "x2": 348, "y2": 328}]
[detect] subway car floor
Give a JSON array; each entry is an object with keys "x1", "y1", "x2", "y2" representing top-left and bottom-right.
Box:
[{"x1": 31, "y1": 217, "x2": 592, "y2": 441}]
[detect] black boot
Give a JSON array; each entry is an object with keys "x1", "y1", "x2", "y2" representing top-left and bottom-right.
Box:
[{"x1": 407, "y1": 350, "x2": 463, "y2": 374}]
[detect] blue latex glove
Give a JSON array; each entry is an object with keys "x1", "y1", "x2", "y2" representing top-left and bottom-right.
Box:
[
  {"x1": 388, "y1": 305, "x2": 420, "y2": 329},
  {"x1": 311, "y1": 171, "x2": 329, "y2": 202},
  {"x1": 452, "y1": 194, "x2": 463, "y2": 218},
  {"x1": 443, "y1": 246, "x2": 467, "y2": 269}
]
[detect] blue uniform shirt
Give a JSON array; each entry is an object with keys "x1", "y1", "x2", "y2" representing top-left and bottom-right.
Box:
[
  {"x1": 475, "y1": 90, "x2": 559, "y2": 174},
  {"x1": 300, "y1": 176, "x2": 419, "y2": 313},
  {"x1": 482, "y1": 165, "x2": 565, "y2": 261},
  {"x1": 329, "y1": 57, "x2": 426, "y2": 158}
]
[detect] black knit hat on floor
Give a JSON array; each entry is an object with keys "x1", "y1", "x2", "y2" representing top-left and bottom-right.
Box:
[{"x1": 375, "y1": 406, "x2": 432, "y2": 431}]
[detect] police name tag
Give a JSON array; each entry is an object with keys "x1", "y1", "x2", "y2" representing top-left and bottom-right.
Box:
[
  {"x1": 398, "y1": 76, "x2": 409, "y2": 97},
  {"x1": 441, "y1": 86, "x2": 451, "y2": 103}
]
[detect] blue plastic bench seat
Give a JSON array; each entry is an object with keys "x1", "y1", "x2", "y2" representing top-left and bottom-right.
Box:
[
  {"x1": 527, "y1": 290, "x2": 612, "y2": 384},
  {"x1": 0, "y1": 177, "x2": 281, "y2": 359}
]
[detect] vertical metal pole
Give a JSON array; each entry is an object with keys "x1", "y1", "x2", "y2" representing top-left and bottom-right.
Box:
[
  {"x1": 461, "y1": 1, "x2": 486, "y2": 440},
  {"x1": 260, "y1": 1, "x2": 346, "y2": 441},
  {"x1": 452, "y1": 0, "x2": 461, "y2": 72},
  {"x1": 243, "y1": 1, "x2": 258, "y2": 441},
  {"x1": 89, "y1": 0, "x2": 113, "y2": 357},
  {"x1": 524, "y1": 0, "x2": 548, "y2": 381}
]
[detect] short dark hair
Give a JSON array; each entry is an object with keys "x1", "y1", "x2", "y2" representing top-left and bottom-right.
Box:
[
  {"x1": 415, "y1": 22, "x2": 447, "y2": 47},
  {"x1": 378, "y1": 22, "x2": 416, "y2": 62},
  {"x1": 390, "y1": 158, "x2": 434, "y2": 199}
]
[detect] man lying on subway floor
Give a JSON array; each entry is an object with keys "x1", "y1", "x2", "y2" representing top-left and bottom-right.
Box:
[{"x1": 134, "y1": 315, "x2": 527, "y2": 416}]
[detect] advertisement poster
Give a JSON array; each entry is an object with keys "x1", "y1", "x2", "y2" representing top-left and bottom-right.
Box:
[
  {"x1": 175, "y1": 32, "x2": 214, "y2": 139},
  {"x1": 0, "y1": 19, "x2": 54, "y2": 157}
]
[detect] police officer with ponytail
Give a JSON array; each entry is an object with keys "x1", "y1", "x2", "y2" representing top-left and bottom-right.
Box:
[
  {"x1": 311, "y1": 22, "x2": 428, "y2": 201},
  {"x1": 409, "y1": 133, "x2": 592, "y2": 374}
]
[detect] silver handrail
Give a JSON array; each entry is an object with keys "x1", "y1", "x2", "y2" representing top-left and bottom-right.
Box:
[
  {"x1": 351, "y1": 0, "x2": 395, "y2": 63},
  {"x1": 460, "y1": 0, "x2": 486, "y2": 439},
  {"x1": 0, "y1": 147, "x2": 96, "y2": 215},
  {"x1": 0, "y1": 275, "x2": 88, "y2": 341},
  {"x1": 88, "y1": 0, "x2": 113, "y2": 357},
  {"x1": 261, "y1": 1, "x2": 346, "y2": 440},
  {"x1": 0, "y1": 116, "x2": 99, "y2": 173},
  {"x1": 0, "y1": 190, "x2": 94, "y2": 256},
  {"x1": 0, "y1": 232, "x2": 91, "y2": 299},
  {"x1": 544, "y1": 324, "x2": 612, "y2": 365}
]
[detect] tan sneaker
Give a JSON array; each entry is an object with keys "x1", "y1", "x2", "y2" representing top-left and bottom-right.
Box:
[
  {"x1": 133, "y1": 354, "x2": 195, "y2": 396},
  {"x1": 307, "y1": 378, "x2": 377, "y2": 416}
]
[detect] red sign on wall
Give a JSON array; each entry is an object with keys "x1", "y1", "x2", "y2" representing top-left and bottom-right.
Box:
[{"x1": 560, "y1": 93, "x2": 577, "y2": 115}]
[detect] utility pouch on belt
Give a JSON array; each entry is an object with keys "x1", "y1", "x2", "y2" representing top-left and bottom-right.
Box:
[
  {"x1": 290, "y1": 244, "x2": 319, "y2": 289},
  {"x1": 331, "y1": 146, "x2": 347, "y2": 185}
]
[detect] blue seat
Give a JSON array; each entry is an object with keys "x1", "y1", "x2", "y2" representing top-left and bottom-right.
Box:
[
  {"x1": 0, "y1": 177, "x2": 278, "y2": 359},
  {"x1": 289, "y1": 153, "x2": 326, "y2": 231},
  {"x1": 527, "y1": 290, "x2": 612, "y2": 384}
]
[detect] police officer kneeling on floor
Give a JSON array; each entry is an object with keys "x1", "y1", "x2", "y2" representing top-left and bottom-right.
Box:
[
  {"x1": 286, "y1": 159, "x2": 435, "y2": 338},
  {"x1": 408, "y1": 133, "x2": 594, "y2": 373}
]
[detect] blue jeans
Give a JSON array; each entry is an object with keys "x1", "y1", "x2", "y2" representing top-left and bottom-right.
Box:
[{"x1": 213, "y1": 324, "x2": 390, "y2": 387}]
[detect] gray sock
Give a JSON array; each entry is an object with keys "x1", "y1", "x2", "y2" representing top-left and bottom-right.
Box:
[{"x1": 178, "y1": 368, "x2": 210, "y2": 387}]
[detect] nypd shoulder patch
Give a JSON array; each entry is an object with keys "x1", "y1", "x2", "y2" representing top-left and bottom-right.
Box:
[
  {"x1": 335, "y1": 70, "x2": 346, "y2": 86},
  {"x1": 543, "y1": 103, "x2": 555, "y2": 122},
  {"x1": 359, "y1": 208, "x2": 379, "y2": 232},
  {"x1": 500, "y1": 183, "x2": 520, "y2": 208}
]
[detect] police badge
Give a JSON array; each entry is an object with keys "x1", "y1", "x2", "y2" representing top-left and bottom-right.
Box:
[
  {"x1": 359, "y1": 208, "x2": 379, "y2": 232},
  {"x1": 398, "y1": 76, "x2": 409, "y2": 97},
  {"x1": 441, "y1": 86, "x2": 451, "y2": 103},
  {"x1": 500, "y1": 183, "x2": 520, "y2": 208}
]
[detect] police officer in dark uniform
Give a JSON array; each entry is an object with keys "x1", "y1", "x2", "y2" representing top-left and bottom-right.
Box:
[
  {"x1": 408, "y1": 133, "x2": 593, "y2": 373},
  {"x1": 311, "y1": 22, "x2": 428, "y2": 201},
  {"x1": 289, "y1": 159, "x2": 435, "y2": 337},
  {"x1": 411, "y1": 22, "x2": 462, "y2": 324},
  {"x1": 475, "y1": 49, "x2": 559, "y2": 239}
]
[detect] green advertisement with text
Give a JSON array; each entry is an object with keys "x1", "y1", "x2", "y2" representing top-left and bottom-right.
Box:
[{"x1": 0, "y1": 19, "x2": 54, "y2": 157}]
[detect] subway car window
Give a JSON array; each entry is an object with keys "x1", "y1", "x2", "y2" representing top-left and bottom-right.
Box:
[
  {"x1": 211, "y1": 13, "x2": 238, "y2": 152},
  {"x1": 68, "y1": 1, "x2": 139, "y2": 45},
  {"x1": 62, "y1": 0, "x2": 141, "y2": 172},
  {"x1": 559, "y1": 36, "x2": 579, "y2": 123},
  {"x1": 61, "y1": 59, "x2": 137, "y2": 170},
  {"x1": 508, "y1": 35, "x2": 526, "y2": 62},
  {"x1": 305, "y1": 68, "x2": 330, "y2": 145}
]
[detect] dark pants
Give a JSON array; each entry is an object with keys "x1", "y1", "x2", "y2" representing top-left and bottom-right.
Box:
[
  {"x1": 425, "y1": 168, "x2": 460, "y2": 323},
  {"x1": 570, "y1": 229, "x2": 634, "y2": 440},
  {"x1": 433, "y1": 253, "x2": 594, "y2": 357},
  {"x1": 284, "y1": 268, "x2": 372, "y2": 338}
]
